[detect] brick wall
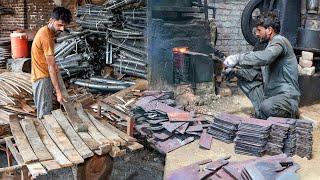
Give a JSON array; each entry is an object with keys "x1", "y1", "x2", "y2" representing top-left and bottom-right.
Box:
[
  {"x1": 208, "y1": 0, "x2": 253, "y2": 55},
  {"x1": 0, "y1": 0, "x2": 76, "y2": 39}
]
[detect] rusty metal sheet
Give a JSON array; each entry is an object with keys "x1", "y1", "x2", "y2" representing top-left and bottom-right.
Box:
[
  {"x1": 199, "y1": 129, "x2": 213, "y2": 150},
  {"x1": 168, "y1": 164, "x2": 199, "y2": 180},
  {"x1": 175, "y1": 122, "x2": 189, "y2": 134},
  {"x1": 153, "y1": 130, "x2": 173, "y2": 141},
  {"x1": 135, "y1": 96, "x2": 157, "y2": 108},
  {"x1": 186, "y1": 125, "x2": 203, "y2": 132},
  {"x1": 152, "y1": 136, "x2": 195, "y2": 154},
  {"x1": 167, "y1": 111, "x2": 193, "y2": 122},
  {"x1": 162, "y1": 122, "x2": 186, "y2": 133}
]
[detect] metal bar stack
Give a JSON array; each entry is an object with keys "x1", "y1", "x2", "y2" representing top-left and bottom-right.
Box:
[
  {"x1": 76, "y1": 4, "x2": 114, "y2": 31},
  {"x1": 295, "y1": 119, "x2": 313, "y2": 159},
  {"x1": 0, "y1": 38, "x2": 11, "y2": 69},
  {"x1": 54, "y1": 31, "x2": 94, "y2": 78},
  {"x1": 207, "y1": 113, "x2": 243, "y2": 143},
  {"x1": 107, "y1": 4, "x2": 147, "y2": 79},
  {"x1": 234, "y1": 118, "x2": 272, "y2": 157}
]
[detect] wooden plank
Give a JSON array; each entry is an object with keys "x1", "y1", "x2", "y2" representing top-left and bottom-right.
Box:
[
  {"x1": 77, "y1": 132, "x2": 101, "y2": 153},
  {"x1": 51, "y1": 109, "x2": 94, "y2": 159},
  {"x1": 33, "y1": 119, "x2": 73, "y2": 168},
  {"x1": 75, "y1": 104, "x2": 112, "y2": 145},
  {"x1": 87, "y1": 110, "x2": 137, "y2": 142},
  {"x1": 20, "y1": 119, "x2": 52, "y2": 161},
  {"x1": 0, "y1": 109, "x2": 18, "y2": 121},
  {"x1": 4, "y1": 137, "x2": 24, "y2": 166},
  {"x1": 87, "y1": 113, "x2": 126, "y2": 146},
  {"x1": 41, "y1": 160, "x2": 61, "y2": 171},
  {"x1": 57, "y1": 73, "x2": 88, "y2": 132},
  {"x1": 9, "y1": 118, "x2": 38, "y2": 164},
  {"x1": 127, "y1": 142, "x2": 144, "y2": 152},
  {"x1": 42, "y1": 115, "x2": 84, "y2": 164},
  {"x1": 26, "y1": 162, "x2": 47, "y2": 179},
  {"x1": 109, "y1": 146, "x2": 126, "y2": 158}
]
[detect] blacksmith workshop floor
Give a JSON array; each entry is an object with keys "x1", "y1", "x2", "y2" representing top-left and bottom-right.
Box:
[{"x1": 164, "y1": 94, "x2": 320, "y2": 180}]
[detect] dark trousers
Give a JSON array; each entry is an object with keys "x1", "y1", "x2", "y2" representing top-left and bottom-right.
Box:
[{"x1": 236, "y1": 68, "x2": 299, "y2": 119}]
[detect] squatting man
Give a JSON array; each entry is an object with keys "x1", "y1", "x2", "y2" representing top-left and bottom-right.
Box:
[{"x1": 223, "y1": 12, "x2": 300, "y2": 119}]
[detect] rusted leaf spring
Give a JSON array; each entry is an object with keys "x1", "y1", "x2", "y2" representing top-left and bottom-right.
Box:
[
  {"x1": 90, "y1": 77, "x2": 135, "y2": 86},
  {"x1": 73, "y1": 79, "x2": 128, "y2": 92},
  {"x1": 104, "y1": 0, "x2": 140, "y2": 10},
  {"x1": 114, "y1": 68, "x2": 147, "y2": 79}
]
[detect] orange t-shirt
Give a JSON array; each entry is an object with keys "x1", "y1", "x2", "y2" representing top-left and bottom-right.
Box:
[{"x1": 31, "y1": 26, "x2": 55, "y2": 82}]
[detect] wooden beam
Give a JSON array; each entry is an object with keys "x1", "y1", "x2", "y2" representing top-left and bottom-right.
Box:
[
  {"x1": 0, "y1": 109, "x2": 18, "y2": 122},
  {"x1": 42, "y1": 115, "x2": 84, "y2": 164},
  {"x1": 76, "y1": 104, "x2": 113, "y2": 145},
  {"x1": 51, "y1": 109, "x2": 94, "y2": 159},
  {"x1": 9, "y1": 118, "x2": 38, "y2": 164},
  {"x1": 33, "y1": 119, "x2": 73, "y2": 168},
  {"x1": 4, "y1": 137, "x2": 24, "y2": 166},
  {"x1": 57, "y1": 73, "x2": 88, "y2": 132},
  {"x1": 20, "y1": 119, "x2": 52, "y2": 161},
  {"x1": 86, "y1": 113, "x2": 127, "y2": 146},
  {"x1": 26, "y1": 163, "x2": 47, "y2": 179},
  {"x1": 41, "y1": 160, "x2": 61, "y2": 171}
]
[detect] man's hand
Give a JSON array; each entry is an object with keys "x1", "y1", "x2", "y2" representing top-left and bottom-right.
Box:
[
  {"x1": 223, "y1": 54, "x2": 240, "y2": 68},
  {"x1": 56, "y1": 91, "x2": 67, "y2": 104}
]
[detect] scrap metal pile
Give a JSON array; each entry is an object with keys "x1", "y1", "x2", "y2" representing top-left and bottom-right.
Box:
[
  {"x1": 133, "y1": 91, "x2": 211, "y2": 154},
  {"x1": 209, "y1": 113, "x2": 313, "y2": 158},
  {"x1": 167, "y1": 154, "x2": 300, "y2": 180},
  {"x1": 73, "y1": 1, "x2": 147, "y2": 81}
]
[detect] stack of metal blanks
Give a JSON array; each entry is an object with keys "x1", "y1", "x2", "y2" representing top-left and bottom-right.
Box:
[
  {"x1": 0, "y1": 38, "x2": 11, "y2": 69},
  {"x1": 295, "y1": 119, "x2": 313, "y2": 159},
  {"x1": 235, "y1": 118, "x2": 272, "y2": 157},
  {"x1": 268, "y1": 117, "x2": 297, "y2": 157},
  {"x1": 266, "y1": 118, "x2": 290, "y2": 155},
  {"x1": 208, "y1": 113, "x2": 243, "y2": 143}
]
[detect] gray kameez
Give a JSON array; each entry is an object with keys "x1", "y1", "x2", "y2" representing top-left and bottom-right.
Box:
[{"x1": 235, "y1": 34, "x2": 300, "y2": 119}]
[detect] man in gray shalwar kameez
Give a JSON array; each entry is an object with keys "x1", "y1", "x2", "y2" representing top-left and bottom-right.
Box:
[{"x1": 223, "y1": 12, "x2": 300, "y2": 119}]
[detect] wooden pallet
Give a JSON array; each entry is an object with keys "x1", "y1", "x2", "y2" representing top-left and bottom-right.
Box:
[{"x1": 7, "y1": 104, "x2": 143, "y2": 179}]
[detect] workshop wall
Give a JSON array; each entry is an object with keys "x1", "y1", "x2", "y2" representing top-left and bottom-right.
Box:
[
  {"x1": 208, "y1": 0, "x2": 253, "y2": 55},
  {"x1": 0, "y1": 0, "x2": 76, "y2": 38}
]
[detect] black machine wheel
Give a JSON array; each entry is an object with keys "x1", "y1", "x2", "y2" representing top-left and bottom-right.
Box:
[
  {"x1": 241, "y1": 0, "x2": 279, "y2": 46},
  {"x1": 241, "y1": 0, "x2": 264, "y2": 46}
]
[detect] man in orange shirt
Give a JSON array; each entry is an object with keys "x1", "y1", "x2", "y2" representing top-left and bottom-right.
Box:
[{"x1": 31, "y1": 7, "x2": 71, "y2": 118}]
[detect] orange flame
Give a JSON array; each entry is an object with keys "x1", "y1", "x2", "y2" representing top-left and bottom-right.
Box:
[{"x1": 173, "y1": 47, "x2": 189, "y2": 53}]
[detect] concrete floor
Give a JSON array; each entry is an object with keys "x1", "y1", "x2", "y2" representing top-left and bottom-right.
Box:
[{"x1": 165, "y1": 98, "x2": 320, "y2": 180}]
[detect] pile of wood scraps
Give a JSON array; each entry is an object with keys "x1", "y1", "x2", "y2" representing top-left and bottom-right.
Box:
[{"x1": 0, "y1": 72, "x2": 35, "y2": 116}]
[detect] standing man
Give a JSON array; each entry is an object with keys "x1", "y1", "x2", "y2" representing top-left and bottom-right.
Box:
[
  {"x1": 223, "y1": 12, "x2": 300, "y2": 119},
  {"x1": 31, "y1": 7, "x2": 72, "y2": 118}
]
